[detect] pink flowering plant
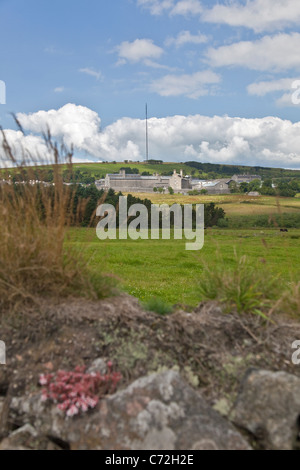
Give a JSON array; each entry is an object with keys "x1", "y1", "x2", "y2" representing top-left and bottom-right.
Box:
[{"x1": 39, "y1": 362, "x2": 121, "y2": 417}]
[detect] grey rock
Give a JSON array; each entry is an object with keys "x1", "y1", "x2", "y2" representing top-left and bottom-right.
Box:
[
  {"x1": 10, "y1": 370, "x2": 251, "y2": 450},
  {"x1": 230, "y1": 369, "x2": 300, "y2": 450},
  {"x1": 87, "y1": 358, "x2": 107, "y2": 375},
  {"x1": 0, "y1": 424, "x2": 48, "y2": 450},
  {"x1": 10, "y1": 423, "x2": 38, "y2": 438}
]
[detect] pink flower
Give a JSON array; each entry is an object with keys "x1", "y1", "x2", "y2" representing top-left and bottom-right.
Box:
[
  {"x1": 39, "y1": 363, "x2": 121, "y2": 417},
  {"x1": 66, "y1": 404, "x2": 79, "y2": 417},
  {"x1": 39, "y1": 374, "x2": 48, "y2": 386}
]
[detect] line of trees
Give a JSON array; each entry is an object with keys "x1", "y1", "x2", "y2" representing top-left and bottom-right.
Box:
[
  {"x1": 230, "y1": 178, "x2": 300, "y2": 197},
  {"x1": 23, "y1": 184, "x2": 226, "y2": 229}
]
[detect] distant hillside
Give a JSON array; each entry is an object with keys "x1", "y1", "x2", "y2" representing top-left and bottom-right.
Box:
[
  {"x1": 185, "y1": 161, "x2": 300, "y2": 179},
  {"x1": 6, "y1": 160, "x2": 300, "y2": 185},
  {"x1": 69, "y1": 161, "x2": 300, "y2": 182}
]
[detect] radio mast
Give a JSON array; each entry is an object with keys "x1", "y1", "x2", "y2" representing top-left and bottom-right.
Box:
[{"x1": 145, "y1": 103, "x2": 149, "y2": 162}]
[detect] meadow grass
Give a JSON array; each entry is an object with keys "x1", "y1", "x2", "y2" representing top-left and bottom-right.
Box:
[
  {"x1": 67, "y1": 227, "x2": 300, "y2": 311},
  {"x1": 123, "y1": 192, "x2": 300, "y2": 214},
  {"x1": 0, "y1": 131, "x2": 112, "y2": 310}
]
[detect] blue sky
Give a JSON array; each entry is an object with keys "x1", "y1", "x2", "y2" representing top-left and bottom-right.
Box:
[{"x1": 1, "y1": 0, "x2": 300, "y2": 168}]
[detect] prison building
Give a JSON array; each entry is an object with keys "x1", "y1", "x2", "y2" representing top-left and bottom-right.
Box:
[
  {"x1": 96, "y1": 169, "x2": 192, "y2": 193},
  {"x1": 230, "y1": 174, "x2": 262, "y2": 184},
  {"x1": 194, "y1": 179, "x2": 230, "y2": 194}
]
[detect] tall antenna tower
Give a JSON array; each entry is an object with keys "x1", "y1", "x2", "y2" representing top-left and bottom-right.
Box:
[{"x1": 145, "y1": 103, "x2": 149, "y2": 162}]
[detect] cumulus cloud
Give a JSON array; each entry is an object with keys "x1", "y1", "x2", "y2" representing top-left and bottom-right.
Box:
[
  {"x1": 203, "y1": 0, "x2": 300, "y2": 33},
  {"x1": 0, "y1": 130, "x2": 50, "y2": 167},
  {"x1": 150, "y1": 70, "x2": 221, "y2": 98},
  {"x1": 165, "y1": 30, "x2": 208, "y2": 48},
  {"x1": 206, "y1": 33, "x2": 300, "y2": 72},
  {"x1": 116, "y1": 39, "x2": 164, "y2": 65},
  {"x1": 11, "y1": 104, "x2": 141, "y2": 162},
  {"x1": 137, "y1": 0, "x2": 202, "y2": 16},
  {"x1": 1, "y1": 104, "x2": 300, "y2": 168}
]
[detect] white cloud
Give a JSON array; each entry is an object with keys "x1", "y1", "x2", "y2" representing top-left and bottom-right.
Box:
[
  {"x1": 137, "y1": 0, "x2": 202, "y2": 16},
  {"x1": 54, "y1": 87, "x2": 64, "y2": 93},
  {"x1": 1, "y1": 104, "x2": 300, "y2": 168},
  {"x1": 137, "y1": 0, "x2": 174, "y2": 15},
  {"x1": 11, "y1": 104, "x2": 141, "y2": 162},
  {"x1": 79, "y1": 68, "x2": 102, "y2": 80},
  {"x1": 116, "y1": 39, "x2": 164, "y2": 65},
  {"x1": 0, "y1": 129, "x2": 50, "y2": 167},
  {"x1": 275, "y1": 92, "x2": 296, "y2": 107},
  {"x1": 151, "y1": 70, "x2": 221, "y2": 98},
  {"x1": 203, "y1": 0, "x2": 300, "y2": 33},
  {"x1": 143, "y1": 59, "x2": 177, "y2": 71},
  {"x1": 15, "y1": 103, "x2": 102, "y2": 153},
  {"x1": 206, "y1": 33, "x2": 300, "y2": 72},
  {"x1": 171, "y1": 0, "x2": 202, "y2": 16},
  {"x1": 247, "y1": 77, "x2": 300, "y2": 107},
  {"x1": 247, "y1": 78, "x2": 298, "y2": 96},
  {"x1": 165, "y1": 30, "x2": 208, "y2": 48}
]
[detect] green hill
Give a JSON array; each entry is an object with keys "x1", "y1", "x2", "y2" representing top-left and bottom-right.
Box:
[
  {"x1": 6, "y1": 160, "x2": 300, "y2": 185},
  {"x1": 70, "y1": 160, "x2": 300, "y2": 182}
]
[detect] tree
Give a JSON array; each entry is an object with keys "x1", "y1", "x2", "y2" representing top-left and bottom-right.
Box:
[
  {"x1": 200, "y1": 189, "x2": 208, "y2": 195},
  {"x1": 120, "y1": 167, "x2": 139, "y2": 175},
  {"x1": 229, "y1": 181, "x2": 238, "y2": 193},
  {"x1": 263, "y1": 178, "x2": 272, "y2": 187},
  {"x1": 248, "y1": 179, "x2": 261, "y2": 192},
  {"x1": 168, "y1": 187, "x2": 174, "y2": 195},
  {"x1": 239, "y1": 182, "x2": 249, "y2": 193},
  {"x1": 204, "y1": 203, "x2": 226, "y2": 227},
  {"x1": 153, "y1": 187, "x2": 158, "y2": 192},
  {"x1": 289, "y1": 180, "x2": 300, "y2": 192}
]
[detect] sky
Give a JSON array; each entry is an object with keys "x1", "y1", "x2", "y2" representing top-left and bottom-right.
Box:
[{"x1": 1, "y1": 0, "x2": 300, "y2": 168}]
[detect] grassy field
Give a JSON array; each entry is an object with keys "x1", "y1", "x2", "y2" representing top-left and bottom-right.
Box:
[
  {"x1": 124, "y1": 192, "x2": 300, "y2": 214},
  {"x1": 124, "y1": 192, "x2": 300, "y2": 228},
  {"x1": 67, "y1": 226, "x2": 300, "y2": 308}
]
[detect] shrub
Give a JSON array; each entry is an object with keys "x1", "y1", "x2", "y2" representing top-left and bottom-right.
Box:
[{"x1": 217, "y1": 218, "x2": 229, "y2": 228}]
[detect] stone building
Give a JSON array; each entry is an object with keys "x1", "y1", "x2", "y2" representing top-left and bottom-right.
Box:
[
  {"x1": 195, "y1": 179, "x2": 230, "y2": 194},
  {"x1": 95, "y1": 169, "x2": 261, "y2": 195},
  {"x1": 230, "y1": 174, "x2": 262, "y2": 184},
  {"x1": 96, "y1": 169, "x2": 191, "y2": 193}
]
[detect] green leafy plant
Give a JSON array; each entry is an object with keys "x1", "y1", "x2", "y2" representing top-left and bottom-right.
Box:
[
  {"x1": 143, "y1": 297, "x2": 173, "y2": 316},
  {"x1": 197, "y1": 253, "x2": 280, "y2": 317}
]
